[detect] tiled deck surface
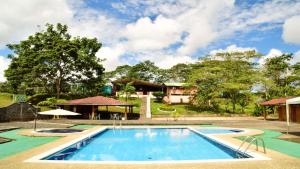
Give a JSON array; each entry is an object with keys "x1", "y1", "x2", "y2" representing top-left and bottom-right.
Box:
[{"x1": 0, "y1": 118, "x2": 300, "y2": 169}]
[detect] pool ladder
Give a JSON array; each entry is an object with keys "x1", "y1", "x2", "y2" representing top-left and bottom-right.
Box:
[
  {"x1": 236, "y1": 136, "x2": 266, "y2": 158},
  {"x1": 112, "y1": 119, "x2": 122, "y2": 129}
]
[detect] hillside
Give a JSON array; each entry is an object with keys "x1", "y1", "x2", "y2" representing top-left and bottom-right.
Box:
[{"x1": 0, "y1": 93, "x2": 13, "y2": 108}]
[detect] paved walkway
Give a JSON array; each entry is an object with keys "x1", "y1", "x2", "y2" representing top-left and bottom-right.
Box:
[
  {"x1": 0, "y1": 129, "x2": 59, "y2": 159},
  {"x1": 1, "y1": 117, "x2": 300, "y2": 132}
]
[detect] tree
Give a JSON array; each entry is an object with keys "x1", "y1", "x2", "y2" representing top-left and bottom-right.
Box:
[
  {"x1": 189, "y1": 51, "x2": 261, "y2": 113},
  {"x1": 189, "y1": 60, "x2": 223, "y2": 110},
  {"x1": 119, "y1": 82, "x2": 136, "y2": 101},
  {"x1": 168, "y1": 63, "x2": 192, "y2": 82},
  {"x1": 105, "y1": 65, "x2": 132, "y2": 82},
  {"x1": 5, "y1": 23, "x2": 104, "y2": 98},
  {"x1": 214, "y1": 51, "x2": 261, "y2": 113},
  {"x1": 0, "y1": 82, "x2": 14, "y2": 93},
  {"x1": 263, "y1": 54, "x2": 294, "y2": 98},
  {"x1": 128, "y1": 60, "x2": 159, "y2": 82}
]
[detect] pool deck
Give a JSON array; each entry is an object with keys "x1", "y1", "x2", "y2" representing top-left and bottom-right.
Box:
[{"x1": 0, "y1": 126, "x2": 300, "y2": 169}]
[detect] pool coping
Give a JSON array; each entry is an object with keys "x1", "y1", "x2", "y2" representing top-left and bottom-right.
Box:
[{"x1": 24, "y1": 126, "x2": 271, "y2": 164}]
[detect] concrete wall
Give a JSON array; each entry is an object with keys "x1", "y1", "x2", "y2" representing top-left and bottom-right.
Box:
[
  {"x1": 116, "y1": 91, "x2": 156, "y2": 98},
  {"x1": 163, "y1": 95, "x2": 191, "y2": 104}
]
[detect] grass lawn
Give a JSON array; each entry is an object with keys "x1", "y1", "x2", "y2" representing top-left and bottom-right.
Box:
[
  {"x1": 0, "y1": 93, "x2": 13, "y2": 108},
  {"x1": 101, "y1": 97, "x2": 141, "y2": 113},
  {"x1": 116, "y1": 97, "x2": 227, "y2": 116},
  {"x1": 0, "y1": 129, "x2": 60, "y2": 160}
]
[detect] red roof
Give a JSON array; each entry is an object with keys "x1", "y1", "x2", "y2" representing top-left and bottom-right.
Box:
[
  {"x1": 259, "y1": 97, "x2": 294, "y2": 106},
  {"x1": 57, "y1": 96, "x2": 132, "y2": 106}
]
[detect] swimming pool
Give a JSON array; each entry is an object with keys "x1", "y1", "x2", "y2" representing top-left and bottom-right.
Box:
[{"x1": 39, "y1": 128, "x2": 252, "y2": 162}]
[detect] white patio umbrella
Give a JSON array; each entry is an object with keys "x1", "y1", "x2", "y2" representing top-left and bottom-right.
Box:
[
  {"x1": 38, "y1": 109, "x2": 81, "y2": 116},
  {"x1": 285, "y1": 97, "x2": 300, "y2": 134}
]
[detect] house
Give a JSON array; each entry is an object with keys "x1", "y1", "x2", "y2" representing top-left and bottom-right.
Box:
[
  {"x1": 163, "y1": 83, "x2": 196, "y2": 104},
  {"x1": 112, "y1": 79, "x2": 163, "y2": 98},
  {"x1": 260, "y1": 97, "x2": 300, "y2": 123}
]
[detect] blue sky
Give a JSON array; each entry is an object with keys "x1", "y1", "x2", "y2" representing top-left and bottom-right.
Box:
[{"x1": 0, "y1": 0, "x2": 300, "y2": 81}]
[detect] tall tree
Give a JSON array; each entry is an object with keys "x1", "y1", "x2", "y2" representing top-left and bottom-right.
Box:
[
  {"x1": 105, "y1": 65, "x2": 132, "y2": 82},
  {"x1": 189, "y1": 51, "x2": 261, "y2": 113},
  {"x1": 5, "y1": 23, "x2": 104, "y2": 98},
  {"x1": 263, "y1": 54, "x2": 294, "y2": 97},
  {"x1": 168, "y1": 63, "x2": 192, "y2": 82},
  {"x1": 214, "y1": 51, "x2": 261, "y2": 113},
  {"x1": 128, "y1": 60, "x2": 159, "y2": 82},
  {"x1": 189, "y1": 60, "x2": 223, "y2": 110}
]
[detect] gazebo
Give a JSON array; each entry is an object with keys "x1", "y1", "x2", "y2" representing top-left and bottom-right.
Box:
[
  {"x1": 56, "y1": 96, "x2": 134, "y2": 120},
  {"x1": 259, "y1": 97, "x2": 300, "y2": 122}
]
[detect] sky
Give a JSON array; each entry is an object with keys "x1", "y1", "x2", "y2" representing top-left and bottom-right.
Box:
[{"x1": 0, "y1": 0, "x2": 300, "y2": 82}]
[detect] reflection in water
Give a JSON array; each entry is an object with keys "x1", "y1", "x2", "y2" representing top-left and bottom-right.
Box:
[
  {"x1": 169, "y1": 129, "x2": 190, "y2": 138},
  {"x1": 135, "y1": 132, "x2": 143, "y2": 138}
]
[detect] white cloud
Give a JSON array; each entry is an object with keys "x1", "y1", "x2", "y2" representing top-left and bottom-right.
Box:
[
  {"x1": 128, "y1": 49, "x2": 196, "y2": 69},
  {"x1": 96, "y1": 45, "x2": 127, "y2": 71},
  {"x1": 1, "y1": 0, "x2": 300, "y2": 75},
  {"x1": 209, "y1": 44, "x2": 256, "y2": 56},
  {"x1": 282, "y1": 15, "x2": 300, "y2": 44},
  {"x1": 124, "y1": 16, "x2": 182, "y2": 51},
  {"x1": 0, "y1": 0, "x2": 74, "y2": 48},
  {"x1": 259, "y1": 48, "x2": 283, "y2": 65},
  {"x1": 177, "y1": 0, "x2": 234, "y2": 55},
  {"x1": 154, "y1": 55, "x2": 196, "y2": 69},
  {"x1": 0, "y1": 56, "x2": 10, "y2": 82},
  {"x1": 291, "y1": 51, "x2": 300, "y2": 64}
]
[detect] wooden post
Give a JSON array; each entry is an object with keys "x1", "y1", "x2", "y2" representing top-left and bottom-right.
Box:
[
  {"x1": 263, "y1": 107, "x2": 267, "y2": 120},
  {"x1": 73, "y1": 106, "x2": 77, "y2": 112},
  {"x1": 91, "y1": 105, "x2": 95, "y2": 120},
  {"x1": 125, "y1": 106, "x2": 128, "y2": 120}
]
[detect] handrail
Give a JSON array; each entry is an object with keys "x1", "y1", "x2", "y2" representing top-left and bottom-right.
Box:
[{"x1": 236, "y1": 136, "x2": 266, "y2": 158}]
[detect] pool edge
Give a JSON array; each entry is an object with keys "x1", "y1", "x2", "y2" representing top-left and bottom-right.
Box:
[{"x1": 24, "y1": 126, "x2": 271, "y2": 164}]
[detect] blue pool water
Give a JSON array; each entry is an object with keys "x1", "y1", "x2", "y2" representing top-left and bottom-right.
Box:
[
  {"x1": 44, "y1": 128, "x2": 250, "y2": 161},
  {"x1": 197, "y1": 128, "x2": 243, "y2": 134}
]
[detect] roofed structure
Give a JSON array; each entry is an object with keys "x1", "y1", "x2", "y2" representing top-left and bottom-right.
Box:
[
  {"x1": 112, "y1": 79, "x2": 163, "y2": 97},
  {"x1": 112, "y1": 79, "x2": 162, "y2": 88},
  {"x1": 163, "y1": 83, "x2": 187, "y2": 87},
  {"x1": 259, "y1": 97, "x2": 300, "y2": 123},
  {"x1": 259, "y1": 97, "x2": 295, "y2": 106},
  {"x1": 56, "y1": 96, "x2": 133, "y2": 120},
  {"x1": 57, "y1": 96, "x2": 131, "y2": 106}
]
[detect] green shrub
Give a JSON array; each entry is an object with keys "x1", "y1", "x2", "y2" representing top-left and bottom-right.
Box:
[
  {"x1": 37, "y1": 100, "x2": 53, "y2": 106},
  {"x1": 56, "y1": 99, "x2": 67, "y2": 104},
  {"x1": 27, "y1": 93, "x2": 52, "y2": 105},
  {"x1": 252, "y1": 104, "x2": 263, "y2": 116},
  {"x1": 153, "y1": 92, "x2": 165, "y2": 102},
  {"x1": 46, "y1": 97, "x2": 57, "y2": 103},
  {"x1": 159, "y1": 106, "x2": 176, "y2": 112}
]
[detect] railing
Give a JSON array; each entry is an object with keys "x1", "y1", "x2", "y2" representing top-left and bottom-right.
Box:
[
  {"x1": 112, "y1": 113, "x2": 122, "y2": 129},
  {"x1": 236, "y1": 136, "x2": 266, "y2": 158}
]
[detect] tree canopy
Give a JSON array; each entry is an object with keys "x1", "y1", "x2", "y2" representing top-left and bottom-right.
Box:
[{"x1": 5, "y1": 23, "x2": 104, "y2": 98}]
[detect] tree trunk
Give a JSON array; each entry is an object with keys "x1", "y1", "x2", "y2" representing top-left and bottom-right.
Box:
[
  {"x1": 55, "y1": 78, "x2": 61, "y2": 99},
  {"x1": 232, "y1": 94, "x2": 236, "y2": 113}
]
